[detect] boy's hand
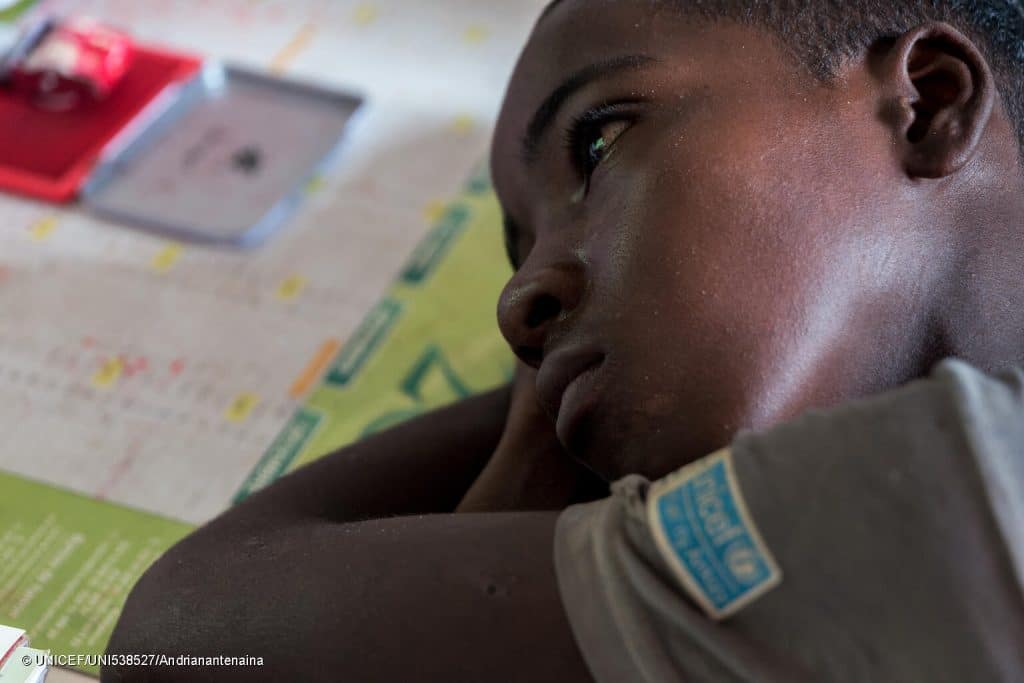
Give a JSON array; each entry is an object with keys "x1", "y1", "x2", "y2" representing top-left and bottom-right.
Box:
[{"x1": 457, "y1": 362, "x2": 594, "y2": 512}]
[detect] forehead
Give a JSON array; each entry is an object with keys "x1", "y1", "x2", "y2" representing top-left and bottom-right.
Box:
[
  {"x1": 500, "y1": 0, "x2": 676, "y2": 119},
  {"x1": 493, "y1": 1, "x2": 682, "y2": 182},
  {"x1": 492, "y1": 1, "x2": 793, "y2": 201}
]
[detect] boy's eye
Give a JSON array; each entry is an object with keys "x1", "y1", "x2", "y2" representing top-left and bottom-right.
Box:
[
  {"x1": 565, "y1": 103, "x2": 637, "y2": 187},
  {"x1": 583, "y1": 120, "x2": 629, "y2": 174}
]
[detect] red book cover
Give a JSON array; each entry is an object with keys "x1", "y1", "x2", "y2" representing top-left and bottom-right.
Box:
[{"x1": 0, "y1": 45, "x2": 200, "y2": 202}]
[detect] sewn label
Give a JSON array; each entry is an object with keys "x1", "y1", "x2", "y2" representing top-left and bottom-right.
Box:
[{"x1": 647, "y1": 449, "x2": 782, "y2": 620}]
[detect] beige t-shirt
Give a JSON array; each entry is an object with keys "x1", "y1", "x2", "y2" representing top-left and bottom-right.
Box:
[{"x1": 556, "y1": 360, "x2": 1024, "y2": 682}]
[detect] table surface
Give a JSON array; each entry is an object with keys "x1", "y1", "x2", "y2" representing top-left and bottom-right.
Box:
[{"x1": 0, "y1": 0, "x2": 543, "y2": 524}]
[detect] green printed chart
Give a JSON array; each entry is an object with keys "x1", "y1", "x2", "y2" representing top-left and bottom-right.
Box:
[
  {"x1": 0, "y1": 474, "x2": 191, "y2": 675},
  {"x1": 0, "y1": 171, "x2": 513, "y2": 674},
  {"x1": 236, "y1": 170, "x2": 514, "y2": 499}
]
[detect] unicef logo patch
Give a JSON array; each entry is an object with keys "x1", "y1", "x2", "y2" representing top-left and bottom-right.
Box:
[
  {"x1": 647, "y1": 449, "x2": 783, "y2": 620},
  {"x1": 725, "y1": 541, "x2": 761, "y2": 585}
]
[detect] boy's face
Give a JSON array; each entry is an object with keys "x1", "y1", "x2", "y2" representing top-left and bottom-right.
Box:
[{"x1": 492, "y1": 0, "x2": 946, "y2": 480}]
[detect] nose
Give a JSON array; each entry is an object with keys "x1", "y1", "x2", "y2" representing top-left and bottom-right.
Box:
[{"x1": 497, "y1": 263, "x2": 584, "y2": 367}]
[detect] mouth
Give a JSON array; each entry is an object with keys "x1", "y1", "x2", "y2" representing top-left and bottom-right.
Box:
[{"x1": 535, "y1": 347, "x2": 605, "y2": 443}]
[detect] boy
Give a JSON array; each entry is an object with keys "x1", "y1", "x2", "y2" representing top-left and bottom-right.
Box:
[{"x1": 103, "y1": 1, "x2": 1024, "y2": 681}]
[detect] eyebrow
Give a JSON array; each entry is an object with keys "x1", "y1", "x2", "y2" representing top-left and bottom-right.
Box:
[{"x1": 521, "y1": 54, "x2": 656, "y2": 164}]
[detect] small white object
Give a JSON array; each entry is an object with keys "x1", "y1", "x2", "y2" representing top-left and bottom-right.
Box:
[
  {"x1": 0, "y1": 647, "x2": 48, "y2": 683},
  {"x1": 0, "y1": 626, "x2": 28, "y2": 672}
]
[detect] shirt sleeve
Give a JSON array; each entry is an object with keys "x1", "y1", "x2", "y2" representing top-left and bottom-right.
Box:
[{"x1": 554, "y1": 360, "x2": 1024, "y2": 683}]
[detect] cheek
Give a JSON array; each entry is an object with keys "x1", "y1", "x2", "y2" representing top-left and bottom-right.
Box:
[
  {"x1": 594, "y1": 118, "x2": 839, "y2": 333},
  {"x1": 584, "y1": 109, "x2": 887, "y2": 430}
]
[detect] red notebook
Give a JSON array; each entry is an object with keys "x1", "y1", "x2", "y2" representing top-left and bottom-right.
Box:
[{"x1": 0, "y1": 45, "x2": 200, "y2": 202}]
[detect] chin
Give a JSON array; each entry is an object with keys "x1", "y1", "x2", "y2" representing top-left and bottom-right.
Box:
[
  {"x1": 565, "y1": 403, "x2": 717, "y2": 483},
  {"x1": 562, "y1": 407, "x2": 625, "y2": 482}
]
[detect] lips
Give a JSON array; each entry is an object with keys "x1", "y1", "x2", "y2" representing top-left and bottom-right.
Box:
[{"x1": 535, "y1": 347, "x2": 605, "y2": 426}]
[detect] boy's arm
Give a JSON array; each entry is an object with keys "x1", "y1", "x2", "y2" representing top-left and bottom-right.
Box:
[
  {"x1": 101, "y1": 378, "x2": 598, "y2": 683},
  {"x1": 102, "y1": 511, "x2": 593, "y2": 683},
  {"x1": 234, "y1": 384, "x2": 512, "y2": 523},
  {"x1": 103, "y1": 384, "x2": 595, "y2": 682}
]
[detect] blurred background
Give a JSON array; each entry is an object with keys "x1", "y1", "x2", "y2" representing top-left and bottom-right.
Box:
[{"x1": 0, "y1": 1, "x2": 546, "y2": 679}]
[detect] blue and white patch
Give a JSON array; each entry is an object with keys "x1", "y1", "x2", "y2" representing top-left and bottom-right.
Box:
[{"x1": 646, "y1": 449, "x2": 782, "y2": 620}]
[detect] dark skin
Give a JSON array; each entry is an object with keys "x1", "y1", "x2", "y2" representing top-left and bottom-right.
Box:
[
  {"x1": 103, "y1": 387, "x2": 593, "y2": 683},
  {"x1": 493, "y1": 3, "x2": 1024, "y2": 481},
  {"x1": 102, "y1": 2, "x2": 1024, "y2": 681}
]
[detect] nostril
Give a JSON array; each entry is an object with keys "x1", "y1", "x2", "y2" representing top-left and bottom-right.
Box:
[{"x1": 526, "y1": 294, "x2": 561, "y2": 329}]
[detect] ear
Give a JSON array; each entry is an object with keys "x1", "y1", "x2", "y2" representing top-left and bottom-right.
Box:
[{"x1": 882, "y1": 22, "x2": 996, "y2": 179}]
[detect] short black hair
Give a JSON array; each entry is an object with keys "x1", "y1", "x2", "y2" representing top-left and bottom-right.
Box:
[{"x1": 541, "y1": 0, "x2": 1024, "y2": 155}]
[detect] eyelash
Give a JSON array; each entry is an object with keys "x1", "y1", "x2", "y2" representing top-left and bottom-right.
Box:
[{"x1": 563, "y1": 102, "x2": 638, "y2": 185}]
